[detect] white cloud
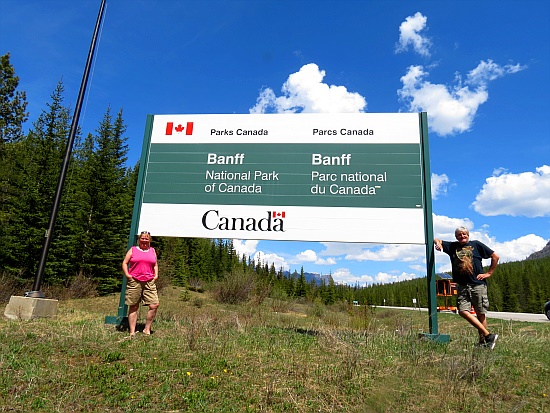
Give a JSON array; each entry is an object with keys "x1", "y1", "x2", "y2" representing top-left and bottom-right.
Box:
[
  {"x1": 398, "y1": 65, "x2": 487, "y2": 135},
  {"x1": 466, "y1": 59, "x2": 526, "y2": 86},
  {"x1": 433, "y1": 214, "x2": 475, "y2": 241},
  {"x1": 431, "y1": 173, "x2": 450, "y2": 199},
  {"x1": 493, "y1": 234, "x2": 549, "y2": 262},
  {"x1": 398, "y1": 60, "x2": 526, "y2": 136},
  {"x1": 344, "y1": 244, "x2": 425, "y2": 263},
  {"x1": 332, "y1": 268, "x2": 373, "y2": 285},
  {"x1": 253, "y1": 250, "x2": 289, "y2": 272},
  {"x1": 295, "y1": 249, "x2": 337, "y2": 266},
  {"x1": 296, "y1": 249, "x2": 317, "y2": 262},
  {"x1": 373, "y1": 271, "x2": 420, "y2": 284},
  {"x1": 395, "y1": 12, "x2": 431, "y2": 57},
  {"x1": 249, "y1": 88, "x2": 277, "y2": 115},
  {"x1": 333, "y1": 267, "x2": 421, "y2": 286},
  {"x1": 409, "y1": 264, "x2": 427, "y2": 273},
  {"x1": 472, "y1": 165, "x2": 550, "y2": 217},
  {"x1": 235, "y1": 240, "x2": 292, "y2": 271},
  {"x1": 233, "y1": 239, "x2": 259, "y2": 257},
  {"x1": 250, "y1": 63, "x2": 366, "y2": 114},
  {"x1": 319, "y1": 242, "x2": 364, "y2": 256}
]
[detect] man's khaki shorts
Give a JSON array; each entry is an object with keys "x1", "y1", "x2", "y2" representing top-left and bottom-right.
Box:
[
  {"x1": 125, "y1": 278, "x2": 159, "y2": 306},
  {"x1": 457, "y1": 283, "x2": 489, "y2": 314}
]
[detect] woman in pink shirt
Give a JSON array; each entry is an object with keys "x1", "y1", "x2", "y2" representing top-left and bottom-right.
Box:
[{"x1": 122, "y1": 231, "x2": 159, "y2": 337}]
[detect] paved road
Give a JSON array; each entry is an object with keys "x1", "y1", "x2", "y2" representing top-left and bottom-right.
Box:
[{"x1": 382, "y1": 306, "x2": 549, "y2": 323}]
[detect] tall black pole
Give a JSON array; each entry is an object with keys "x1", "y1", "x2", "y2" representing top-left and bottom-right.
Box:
[{"x1": 26, "y1": 0, "x2": 107, "y2": 298}]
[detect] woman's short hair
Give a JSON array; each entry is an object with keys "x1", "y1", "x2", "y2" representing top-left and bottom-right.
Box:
[{"x1": 455, "y1": 226, "x2": 469, "y2": 235}]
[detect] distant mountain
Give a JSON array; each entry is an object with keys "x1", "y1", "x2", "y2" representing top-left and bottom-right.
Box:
[
  {"x1": 284, "y1": 270, "x2": 332, "y2": 285},
  {"x1": 526, "y1": 240, "x2": 550, "y2": 260}
]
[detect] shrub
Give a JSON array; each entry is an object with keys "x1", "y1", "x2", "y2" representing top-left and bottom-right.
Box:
[
  {"x1": 192, "y1": 297, "x2": 205, "y2": 308},
  {"x1": 0, "y1": 271, "x2": 30, "y2": 303},
  {"x1": 187, "y1": 278, "x2": 205, "y2": 293},
  {"x1": 307, "y1": 299, "x2": 326, "y2": 318},
  {"x1": 251, "y1": 279, "x2": 272, "y2": 306},
  {"x1": 179, "y1": 289, "x2": 191, "y2": 302},
  {"x1": 269, "y1": 285, "x2": 293, "y2": 313},
  {"x1": 155, "y1": 273, "x2": 171, "y2": 292},
  {"x1": 66, "y1": 273, "x2": 99, "y2": 299},
  {"x1": 212, "y1": 270, "x2": 256, "y2": 304}
]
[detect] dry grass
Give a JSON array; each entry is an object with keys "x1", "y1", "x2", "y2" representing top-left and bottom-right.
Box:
[{"x1": 1, "y1": 285, "x2": 548, "y2": 412}]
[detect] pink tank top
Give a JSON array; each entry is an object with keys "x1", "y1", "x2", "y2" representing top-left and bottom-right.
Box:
[{"x1": 128, "y1": 246, "x2": 157, "y2": 282}]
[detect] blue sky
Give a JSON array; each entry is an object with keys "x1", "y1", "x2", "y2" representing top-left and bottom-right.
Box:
[{"x1": 2, "y1": 0, "x2": 549, "y2": 285}]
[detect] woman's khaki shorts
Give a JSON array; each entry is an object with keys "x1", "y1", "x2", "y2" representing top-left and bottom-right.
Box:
[
  {"x1": 457, "y1": 283, "x2": 489, "y2": 314},
  {"x1": 125, "y1": 278, "x2": 159, "y2": 306}
]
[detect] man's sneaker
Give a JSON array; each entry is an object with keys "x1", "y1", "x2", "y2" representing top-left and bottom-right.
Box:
[
  {"x1": 484, "y1": 333, "x2": 498, "y2": 349},
  {"x1": 477, "y1": 336, "x2": 486, "y2": 347}
]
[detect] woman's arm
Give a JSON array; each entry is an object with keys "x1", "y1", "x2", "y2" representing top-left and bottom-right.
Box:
[{"x1": 122, "y1": 249, "x2": 133, "y2": 280}]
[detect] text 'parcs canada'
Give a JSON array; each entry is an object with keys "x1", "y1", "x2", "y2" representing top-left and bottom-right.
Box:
[{"x1": 313, "y1": 129, "x2": 374, "y2": 136}]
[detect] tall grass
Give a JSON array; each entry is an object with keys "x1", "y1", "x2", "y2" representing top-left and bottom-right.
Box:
[{"x1": 1, "y1": 285, "x2": 548, "y2": 412}]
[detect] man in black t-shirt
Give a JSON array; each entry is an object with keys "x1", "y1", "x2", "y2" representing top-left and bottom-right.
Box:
[{"x1": 434, "y1": 226, "x2": 500, "y2": 349}]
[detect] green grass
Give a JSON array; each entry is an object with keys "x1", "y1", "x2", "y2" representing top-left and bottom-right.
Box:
[{"x1": 1, "y1": 286, "x2": 548, "y2": 412}]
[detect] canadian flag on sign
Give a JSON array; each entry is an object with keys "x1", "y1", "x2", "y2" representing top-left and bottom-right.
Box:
[
  {"x1": 165, "y1": 122, "x2": 194, "y2": 136},
  {"x1": 272, "y1": 211, "x2": 286, "y2": 218}
]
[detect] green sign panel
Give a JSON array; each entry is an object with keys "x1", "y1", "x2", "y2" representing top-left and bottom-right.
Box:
[{"x1": 144, "y1": 143, "x2": 423, "y2": 209}]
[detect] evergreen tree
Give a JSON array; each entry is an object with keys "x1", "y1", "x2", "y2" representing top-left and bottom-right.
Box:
[
  {"x1": 523, "y1": 276, "x2": 541, "y2": 313},
  {"x1": 226, "y1": 239, "x2": 238, "y2": 273},
  {"x1": 285, "y1": 270, "x2": 297, "y2": 297},
  {"x1": 487, "y1": 279, "x2": 503, "y2": 312},
  {"x1": 77, "y1": 108, "x2": 132, "y2": 293},
  {"x1": 46, "y1": 127, "x2": 85, "y2": 284},
  {"x1": 323, "y1": 274, "x2": 336, "y2": 305},
  {"x1": 156, "y1": 237, "x2": 190, "y2": 286},
  {"x1": 0, "y1": 53, "x2": 28, "y2": 144},
  {"x1": 2, "y1": 82, "x2": 70, "y2": 279},
  {"x1": 0, "y1": 53, "x2": 28, "y2": 247},
  {"x1": 187, "y1": 238, "x2": 214, "y2": 281},
  {"x1": 268, "y1": 262, "x2": 277, "y2": 283},
  {"x1": 295, "y1": 266, "x2": 307, "y2": 298}
]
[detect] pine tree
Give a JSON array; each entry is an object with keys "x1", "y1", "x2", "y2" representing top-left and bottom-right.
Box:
[
  {"x1": 324, "y1": 273, "x2": 336, "y2": 305},
  {"x1": 0, "y1": 53, "x2": 28, "y2": 145},
  {"x1": 268, "y1": 262, "x2": 277, "y2": 282},
  {"x1": 0, "y1": 54, "x2": 29, "y2": 249},
  {"x1": 76, "y1": 108, "x2": 132, "y2": 293},
  {"x1": 156, "y1": 237, "x2": 190, "y2": 286},
  {"x1": 2, "y1": 82, "x2": 70, "y2": 280},
  {"x1": 285, "y1": 270, "x2": 298, "y2": 297},
  {"x1": 187, "y1": 238, "x2": 214, "y2": 282},
  {"x1": 295, "y1": 266, "x2": 307, "y2": 298},
  {"x1": 46, "y1": 127, "x2": 84, "y2": 284}
]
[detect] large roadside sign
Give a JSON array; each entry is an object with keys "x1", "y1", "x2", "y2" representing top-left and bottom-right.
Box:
[
  {"x1": 112, "y1": 112, "x2": 447, "y2": 341},
  {"x1": 134, "y1": 113, "x2": 427, "y2": 244}
]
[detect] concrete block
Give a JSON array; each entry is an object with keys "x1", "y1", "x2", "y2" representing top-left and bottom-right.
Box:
[{"x1": 4, "y1": 296, "x2": 58, "y2": 320}]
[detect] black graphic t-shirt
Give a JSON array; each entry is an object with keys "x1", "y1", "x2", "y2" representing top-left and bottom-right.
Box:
[{"x1": 441, "y1": 240, "x2": 494, "y2": 286}]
